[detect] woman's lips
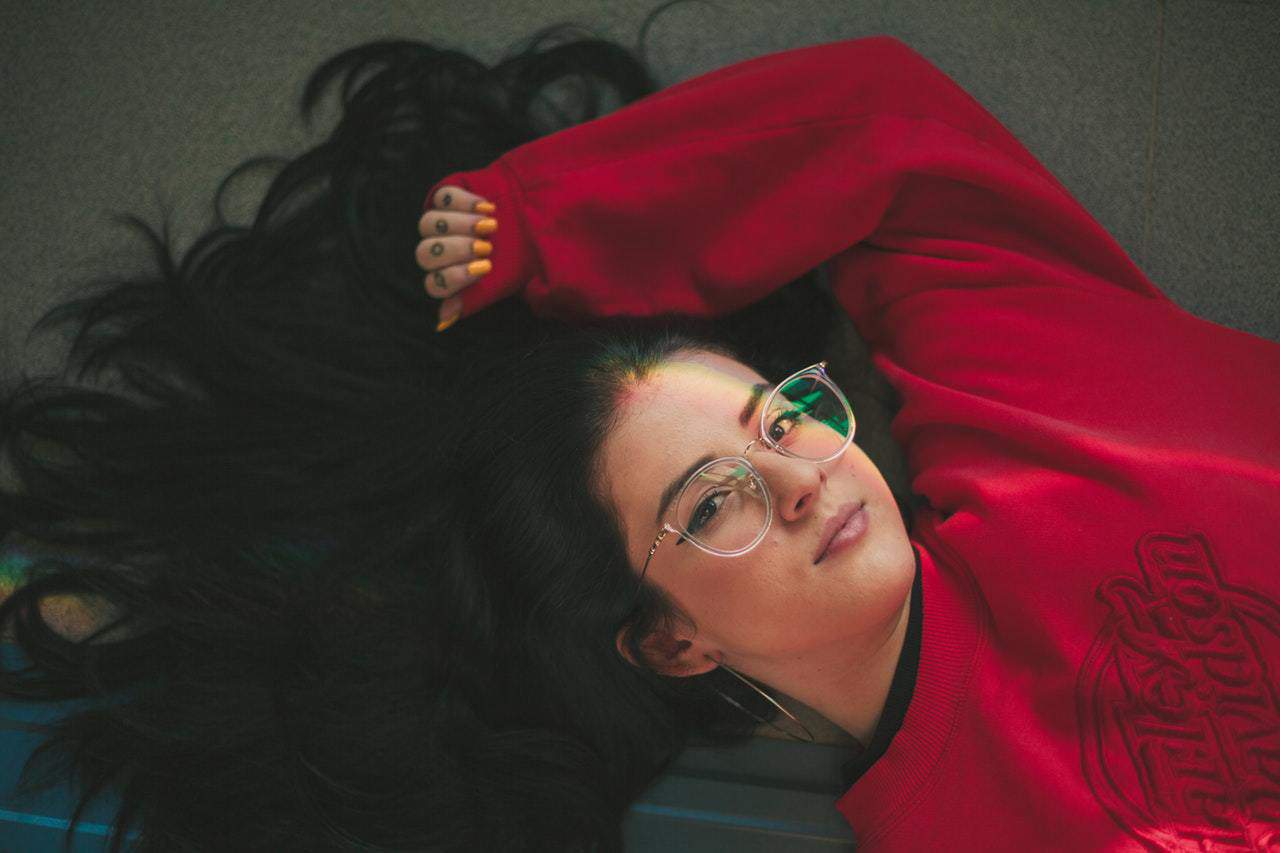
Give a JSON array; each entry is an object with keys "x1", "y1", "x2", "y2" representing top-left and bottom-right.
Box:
[{"x1": 816, "y1": 503, "x2": 868, "y2": 564}]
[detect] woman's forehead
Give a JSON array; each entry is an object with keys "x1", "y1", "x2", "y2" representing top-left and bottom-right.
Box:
[
  {"x1": 602, "y1": 353, "x2": 764, "y2": 533},
  {"x1": 671, "y1": 349, "x2": 762, "y2": 383},
  {"x1": 616, "y1": 353, "x2": 762, "y2": 424}
]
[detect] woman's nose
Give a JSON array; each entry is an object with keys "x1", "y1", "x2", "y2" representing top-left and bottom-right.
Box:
[{"x1": 764, "y1": 454, "x2": 827, "y2": 522}]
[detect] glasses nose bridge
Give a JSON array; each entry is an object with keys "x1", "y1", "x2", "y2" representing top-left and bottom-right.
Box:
[
  {"x1": 743, "y1": 432, "x2": 791, "y2": 457},
  {"x1": 743, "y1": 432, "x2": 832, "y2": 500}
]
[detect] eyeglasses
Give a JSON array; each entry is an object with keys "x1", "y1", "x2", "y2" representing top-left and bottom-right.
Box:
[{"x1": 636, "y1": 361, "x2": 855, "y2": 584}]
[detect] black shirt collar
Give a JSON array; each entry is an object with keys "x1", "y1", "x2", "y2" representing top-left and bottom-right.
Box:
[{"x1": 840, "y1": 543, "x2": 924, "y2": 789}]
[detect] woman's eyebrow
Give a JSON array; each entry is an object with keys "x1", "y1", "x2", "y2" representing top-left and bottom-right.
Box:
[
  {"x1": 653, "y1": 382, "x2": 771, "y2": 527},
  {"x1": 739, "y1": 381, "x2": 770, "y2": 427}
]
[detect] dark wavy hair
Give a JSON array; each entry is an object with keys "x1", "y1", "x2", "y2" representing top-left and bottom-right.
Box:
[{"x1": 0, "y1": 7, "x2": 920, "y2": 851}]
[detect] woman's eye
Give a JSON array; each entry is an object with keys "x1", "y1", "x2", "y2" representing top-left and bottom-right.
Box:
[
  {"x1": 687, "y1": 490, "x2": 727, "y2": 536},
  {"x1": 768, "y1": 410, "x2": 801, "y2": 442}
]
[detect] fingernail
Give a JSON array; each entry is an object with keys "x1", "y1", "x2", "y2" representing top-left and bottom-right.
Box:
[
  {"x1": 472, "y1": 239, "x2": 492, "y2": 257},
  {"x1": 466, "y1": 259, "x2": 492, "y2": 277},
  {"x1": 475, "y1": 201, "x2": 496, "y2": 215},
  {"x1": 436, "y1": 299, "x2": 462, "y2": 333},
  {"x1": 474, "y1": 218, "x2": 498, "y2": 236}
]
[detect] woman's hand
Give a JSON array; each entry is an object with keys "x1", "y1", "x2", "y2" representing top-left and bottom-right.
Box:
[{"x1": 416, "y1": 185, "x2": 498, "y2": 332}]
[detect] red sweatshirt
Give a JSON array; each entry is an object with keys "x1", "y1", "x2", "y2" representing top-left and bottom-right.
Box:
[{"x1": 426, "y1": 36, "x2": 1280, "y2": 851}]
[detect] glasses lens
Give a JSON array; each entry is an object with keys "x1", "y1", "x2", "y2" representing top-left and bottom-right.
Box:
[
  {"x1": 674, "y1": 460, "x2": 769, "y2": 554},
  {"x1": 763, "y1": 375, "x2": 851, "y2": 459}
]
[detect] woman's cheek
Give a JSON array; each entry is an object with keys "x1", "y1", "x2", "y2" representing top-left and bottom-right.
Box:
[
  {"x1": 725, "y1": 555, "x2": 791, "y2": 620},
  {"x1": 693, "y1": 559, "x2": 754, "y2": 621}
]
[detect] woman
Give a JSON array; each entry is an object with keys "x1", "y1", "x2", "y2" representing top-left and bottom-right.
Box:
[
  {"x1": 1, "y1": 15, "x2": 1276, "y2": 853},
  {"x1": 414, "y1": 29, "x2": 1280, "y2": 851}
]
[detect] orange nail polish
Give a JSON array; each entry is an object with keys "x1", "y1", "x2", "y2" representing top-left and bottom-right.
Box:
[
  {"x1": 472, "y1": 239, "x2": 492, "y2": 257},
  {"x1": 474, "y1": 218, "x2": 498, "y2": 236},
  {"x1": 467, "y1": 259, "x2": 492, "y2": 277},
  {"x1": 436, "y1": 307, "x2": 460, "y2": 333},
  {"x1": 475, "y1": 201, "x2": 496, "y2": 215}
]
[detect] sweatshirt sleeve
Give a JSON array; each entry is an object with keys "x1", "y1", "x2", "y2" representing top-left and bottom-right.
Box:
[{"x1": 425, "y1": 35, "x2": 1171, "y2": 325}]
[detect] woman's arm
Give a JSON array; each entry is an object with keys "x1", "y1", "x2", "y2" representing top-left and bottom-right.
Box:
[{"x1": 425, "y1": 36, "x2": 1169, "y2": 325}]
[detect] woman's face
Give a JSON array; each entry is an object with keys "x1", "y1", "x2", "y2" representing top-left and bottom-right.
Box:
[{"x1": 597, "y1": 349, "x2": 916, "y2": 672}]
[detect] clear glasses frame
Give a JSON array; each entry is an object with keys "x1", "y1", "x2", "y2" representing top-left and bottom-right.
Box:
[{"x1": 636, "y1": 361, "x2": 855, "y2": 584}]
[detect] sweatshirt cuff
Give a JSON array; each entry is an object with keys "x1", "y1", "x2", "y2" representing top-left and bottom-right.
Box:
[{"x1": 424, "y1": 161, "x2": 540, "y2": 319}]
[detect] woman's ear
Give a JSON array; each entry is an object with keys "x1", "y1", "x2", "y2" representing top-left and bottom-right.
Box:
[{"x1": 614, "y1": 624, "x2": 719, "y2": 677}]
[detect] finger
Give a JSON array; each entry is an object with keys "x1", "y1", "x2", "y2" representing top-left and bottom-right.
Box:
[
  {"x1": 432, "y1": 185, "x2": 496, "y2": 215},
  {"x1": 417, "y1": 209, "x2": 498, "y2": 239},
  {"x1": 422, "y1": 259, "x2": 492, "y2": 300},
  {"x1": 436, "y1": 294, "x2": 464, "y2": 333},
  {"x1": 415, "y1": 236, "x2": 493, "y2": 272}
]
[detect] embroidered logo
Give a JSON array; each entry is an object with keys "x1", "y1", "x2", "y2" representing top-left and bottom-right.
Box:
[{"x1": 1078, "y1": 531, "x2": 1280, "y2": 850}]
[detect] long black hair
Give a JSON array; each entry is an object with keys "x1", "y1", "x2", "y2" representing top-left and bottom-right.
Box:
[{"x1": 0, "y1": 7, "x2": 920, "y2": 851}]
